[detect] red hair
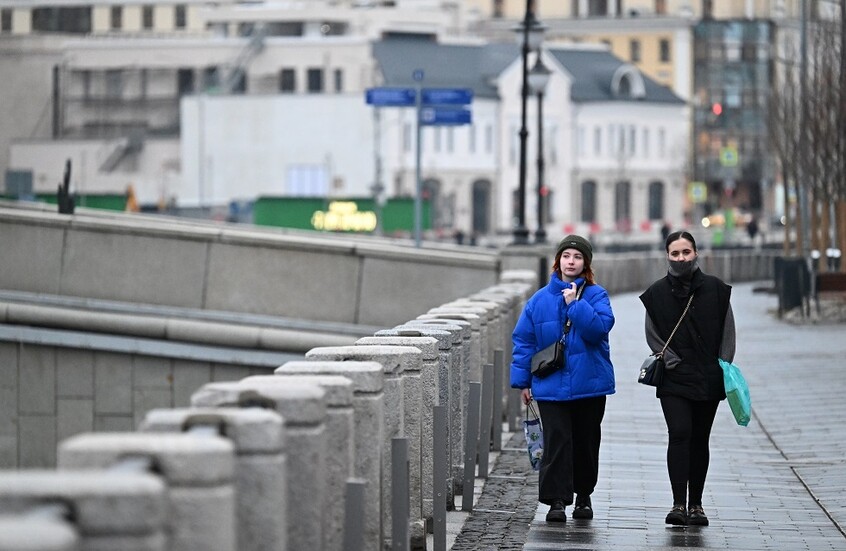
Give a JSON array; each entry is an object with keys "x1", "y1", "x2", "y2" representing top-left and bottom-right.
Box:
[{"x1": 552, "y1": 250, "x2": 595, "y2": 285}]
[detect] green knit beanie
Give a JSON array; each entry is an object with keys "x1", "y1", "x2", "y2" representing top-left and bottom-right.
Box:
[{"x1": 556, "y1": 235, "x2": 593, "y2": 264}]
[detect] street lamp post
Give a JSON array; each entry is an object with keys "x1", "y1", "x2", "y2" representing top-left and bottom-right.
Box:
[
  {"x1": 528, "y1": 56, "x2": 551, "y2": 244},
  {"x1": 512, "y1": 1, "x2": 546, "y2": 245}
]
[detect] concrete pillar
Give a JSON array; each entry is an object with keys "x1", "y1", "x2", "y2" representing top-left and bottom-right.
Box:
[
  {"x1": 58, "y1": 433, "x2": 235, "y2": 551},
  {"x1": 190, "y1": 380, "x2": 327, "y2": 551},
  {"x1": 273, "y1": 360, "x2": 384, "y2": 551},
  {"x1": 429, "y1": 305, "x2": 490, "y2": 374},
  {"x1": 0, "y1": 471, "x2": 165, "y2": 550},
  {"x1": 249, "y1": 374, "x2": 354, "y2": 551},
  {"x1": 447, "y1": 299, "x2": 501, "y2": 365},
  {"x1": 139, "y1": 408, "x2": 286, "y2": 551},
  {"x1": 355, "y1": 335, "x2": 438, "y2": 526},
  {"x1": 389, "y1": 322, "x2": 466, "y2": 496},
  {"x1": 304, "y1": 345, "x2": 419, "y2": 550},
  {"x1": 0, "y1": 515, "x2": 78, "y2": 551}
]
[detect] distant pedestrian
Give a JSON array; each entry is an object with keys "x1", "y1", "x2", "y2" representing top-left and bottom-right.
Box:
[
  {"x1": 511, "y1": 235, "x2": 616, "y2": 523},
  {"x1": 660, "y1": 222, "x2": 671, "y2": 243},
  {"x1": 639, "y1": 230, "x2": 736, "y2": 527}
]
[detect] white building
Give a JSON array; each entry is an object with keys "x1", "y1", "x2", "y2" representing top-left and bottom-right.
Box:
[{"x1": 3, "y1": 0, "x2": 688, "y2": 244}]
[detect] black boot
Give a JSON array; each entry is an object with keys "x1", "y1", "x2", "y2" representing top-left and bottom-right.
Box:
[
  {"x1": 571, "y1": 495, "x2": 593, "y2": 519},
  {"x1": 665, "y1": 504, "x2": 687, "y2": 525},
  {"x1": 545, "y1": 500, "x2": 566, "y2": 523},
  {"x1": 687, "y1": 505, "x2": 709, "y2": 526}
]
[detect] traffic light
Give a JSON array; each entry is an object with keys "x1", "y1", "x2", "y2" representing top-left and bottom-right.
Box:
[{"x1": 711, "y1": 102, "x2": 722, "y2": 116}]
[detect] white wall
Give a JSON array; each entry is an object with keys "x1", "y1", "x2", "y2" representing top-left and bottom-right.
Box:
[{"x1": 180, "y1": 94, "x2": 375, "y2": 206}]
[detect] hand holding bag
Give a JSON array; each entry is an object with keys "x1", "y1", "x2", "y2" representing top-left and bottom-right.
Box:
[
  {"x1": 638, "y1": 294, "x2": 694, "y2": 387},
  {"x1": 531, "y1": 283, "x2": 585, "y2": 379},
  {"x1": 719, "y1": 358, "x2": 751, "y2": 426},
  {"x1": 523, "y1": 401, "x2": 543, "y2": 471}
]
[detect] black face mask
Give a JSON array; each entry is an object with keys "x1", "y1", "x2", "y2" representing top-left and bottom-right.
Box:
[{"x1": 668, "y1": 257, "x2": 698, "y2": 279}]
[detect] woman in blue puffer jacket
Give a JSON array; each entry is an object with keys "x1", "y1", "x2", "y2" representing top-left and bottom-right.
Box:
[{"x1": 511, "y1": 234, "x2": 615, "y2": 523}]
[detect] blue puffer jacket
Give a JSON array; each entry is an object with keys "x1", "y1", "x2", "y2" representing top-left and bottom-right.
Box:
[{"x1": 510, "y1": 273, "x2": 616, "y2": 401}]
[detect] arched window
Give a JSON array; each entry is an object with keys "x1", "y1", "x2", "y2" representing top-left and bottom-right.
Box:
[
  {"x1": 648, "y1": 180, "x2": 664, "y2": 220},
  {"x1": 581, "y1": 180, "x2": 597, "y2": 223},
  {"x1": 611, "y1": 64, "x2": 646, "y2": 99},
  {"x1": 471, "y1": 180, "x2": 492, "y2": 234},
  {"x1": 615, "y1": 180, "x2": 631, "y2": 231}
]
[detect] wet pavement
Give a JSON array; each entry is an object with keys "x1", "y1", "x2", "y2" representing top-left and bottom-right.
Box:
[{"x1": 451, "y1": 281, "x2": 846, "y2": 550}]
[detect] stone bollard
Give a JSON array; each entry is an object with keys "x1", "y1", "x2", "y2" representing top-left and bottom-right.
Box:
[
  {"x1": 0, "y1": 471, "x2": 165, "y2": 550},
  {"x1": 139, "y1": 408, "x2": 286, "y2": 551},
  {"x1": 356, "y1": 334, "x2": 438, "y2": 533},
  {"x1": 416, "y1": 313, "x2": 482, "y2": 387},
  {"x1": 190, "y1": 380, "x2": 327, "y2": 551},
  {"x1": 390, "y1": 322, "x2": 467, "y2": 496},
  {"x1": 458, "y1": 298, "x2": 506, "y2": 364},
  {"x1": 249, "y1": 374, "x2": 354, "y2": 551},
  {"x1": 58, "y1": 433, "x2": 234, "y2": 551},
  {"x1": 304, "y1": 345, "x2": 419, "y2": 551},
  {"x1": 0, "y1": 515, "x2": 78, "y2": 551},
  {"x1": 429, "y1": 305, "x2": 490, "y2": 378},
  {"x1": 273, "y1": 360, "x2": 383, "y2": 551}
]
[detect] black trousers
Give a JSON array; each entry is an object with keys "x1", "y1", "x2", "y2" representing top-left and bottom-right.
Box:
[
  {"x1": 660, "y1": 395, "x2": 720, "y2": 507},
  {"x1": 537, "y1": 396, "x2": 606, "y2": 506}
]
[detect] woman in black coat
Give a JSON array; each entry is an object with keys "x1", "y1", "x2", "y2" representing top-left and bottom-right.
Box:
[{"x1": 639, "y1": 231, "x2": 736, "y2": 527}]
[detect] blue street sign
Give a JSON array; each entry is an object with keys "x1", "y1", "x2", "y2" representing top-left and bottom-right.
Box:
[
  {"x1": 420, "y1": 107, "x2": 472, "y2": 126},
  {"x1": 421, "y1": 88, "x2": 473, "y2": 106},
  {"x1": 365, "y1": 88, "x2": 416, "y2": 106}
]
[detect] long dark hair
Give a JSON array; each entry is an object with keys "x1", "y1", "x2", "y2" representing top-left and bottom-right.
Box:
[
  {"x1": 552, "y1": 250, "x2": 595, "y2": 285},
  {"x1": 665, "y1": 230, "x2": 697, "y2": 253}
]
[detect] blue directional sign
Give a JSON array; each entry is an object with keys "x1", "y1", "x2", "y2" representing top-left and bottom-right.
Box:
[
  {"x1": 421, "y1": 88, "x2": 473, "y2": 106},
  {"x1": 420, "y1": 107, "x2": 472, "y2": 126},
  {"x1": 365, "y1": 88, "x2": 416, "y2": 106}
]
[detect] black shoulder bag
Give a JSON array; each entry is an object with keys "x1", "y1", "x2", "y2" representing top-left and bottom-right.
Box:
[{"x1": 638, "y1": 293, "x2": 694, "y2": 387}]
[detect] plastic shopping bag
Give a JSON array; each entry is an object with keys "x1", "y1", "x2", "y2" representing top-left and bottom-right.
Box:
[
  {"x1": 719, "y1": 358, "x2": 751, "y2": 426},
  {"x1": 523, "y1": 401, "x2": 543, "y2": 471}
]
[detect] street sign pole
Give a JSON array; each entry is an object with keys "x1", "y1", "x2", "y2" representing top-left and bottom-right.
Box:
[{"x1": 414, "y1": 72, "x2": 424, "y2": 248}]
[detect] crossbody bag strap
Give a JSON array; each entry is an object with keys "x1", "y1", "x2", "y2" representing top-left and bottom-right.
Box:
[
  {"x1": 562, "y1": 283, "x2": 587, "y2": 337},
  {"x1": 659, "y1": 293, "x2": 694, "y2": 356}
]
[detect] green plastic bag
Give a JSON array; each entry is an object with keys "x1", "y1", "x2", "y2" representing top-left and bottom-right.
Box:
[{"x1": 719, "y1": 359, "x2": 751, "y2": 426}]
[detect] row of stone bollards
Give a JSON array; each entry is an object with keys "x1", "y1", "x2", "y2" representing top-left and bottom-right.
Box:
[{"x1": 0, "y1": 270, "x2": 537, "y2": 551}]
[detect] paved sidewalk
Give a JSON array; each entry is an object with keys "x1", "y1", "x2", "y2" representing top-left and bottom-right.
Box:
[{"x1": 452, "y1": 281, "x2": 846, "y2": 550}]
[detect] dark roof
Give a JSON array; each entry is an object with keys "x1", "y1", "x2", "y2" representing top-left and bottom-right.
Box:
[
  {"x1": 372, "y1": 35, "x2": 516, "y2": 100},
  {"x1": 548, "y1": 48, "x2": 684, "y2": 104},
  {"x1": 372, "y1": 35, "x2": 684, "y2": 105}
]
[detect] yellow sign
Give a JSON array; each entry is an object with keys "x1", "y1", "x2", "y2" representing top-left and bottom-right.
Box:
[
  {"x1": 719, "y1": 146, "x2": 738, "y2": 167},
  {"x1": 688, "y1": 181, "x2": 708, "y2": 204},
  {"x1": 312, "y1": 201, "x2": 377, "y2": 232}
]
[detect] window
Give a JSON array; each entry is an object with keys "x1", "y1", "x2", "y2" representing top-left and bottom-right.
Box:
[
  {"x1": 139, "y1": 68, "x2": 148, "y2": 98},
  {"x1": 105, "y1": 70, "x2": 122, "y2": 99},
  {"x1": 174, "y1": 5, "x2": 186, "y2": 29},
  {"x1": 509, "y1": 125, "x2": 517, "y2": 165},
  {"x1": 549, "y1": 125, "x2": 558, "y2": 165},
  {"x1": 469, "y1": 125, "x2": 476, "y2": 153},
  {"x1": 702, "y1": 0, "x2": 713, "y2": 19},
  {"x1": 659, "y1": 39, "x2": 670, "y2": 62},
  {"x1": 643, "y1": 128, "x2": 650, "y2": 157},
  {"x1": 472, "y1": 180, "x2": 491, "y2": 234},
  {"x1": 485, "y1": 125, "x2": 493, "y2": 154},
  {"x1": 655, "y1": 0, "x2": 667, "y2": 14},
  {"x1": 434, "y1": 128, "x2": 442, "y2": 153},
  {"x1": 279, "y1": 68, "x2": 295, "y2": 93},
  {"x1": 142, "y1": 6, "x2": 154, "y2": 29},
  {"x1": 447, "y1": 128, "x2": 454, "y2": 153},
  {"x1": 630, "y1": 39, "x2": 641, "y2": 62},
  {"x1": 32, "y1": 7, "x2": 92, "y2": 33},
  {"x1": 333, "y1": 69, "x2": 343, "y2": 93},
  {"x1": 658, "y1": 128, "x2": 666, "y2": 157},
  {"x1": 307, "y1": 68, "x2": 323, "y2": 93},
  {"x1": 648, "y1": 181, "x2": 664, "y2": 220},
  {"x1": 202, "y1": 66, "x2": 219, "y2": 91},
  {"x1": 177, "y1": 68, "x2": 194, "y2": 96},
  {"x1": 578, "y1": 126, "x2": 586, "y2": 156},
  {"x1": 1, "y1": 9, "x2": 12, "y2": 32},
  {"x1": 614, "y1": 180, "x2": 631, "y2": 230},
  {"x1": 581, "y1": 181, "x2": 597, "y2": 222},
  {"x1": 110, "y1": 6, "x2": 122, "y2": 30},
  {"x1": 81, "y1": 70, "x2": 92, "y2": 99},
  {"x1": 594, "y1": 127, "x2": 602, "y2": 156}
]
